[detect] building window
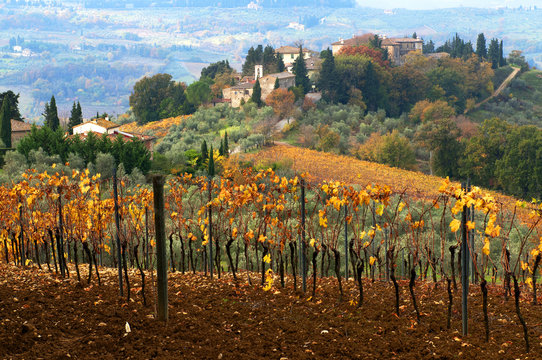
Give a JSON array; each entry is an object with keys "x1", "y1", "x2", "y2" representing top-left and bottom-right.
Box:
[{"x1": 291, "y1": 54, "x2": 294, "y2": 59}]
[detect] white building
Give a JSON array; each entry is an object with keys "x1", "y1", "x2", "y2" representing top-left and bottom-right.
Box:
[{"x1": 72, "y1": 118, "x2": 120, "y2": 135}]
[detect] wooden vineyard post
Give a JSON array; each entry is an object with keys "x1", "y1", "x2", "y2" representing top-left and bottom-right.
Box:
[
  {"x1": 461, "y1": 182, "x2": 469, "y2": 336},
  {"x1": 145, "y1": 206, "x2": 149, "y2": 270},
  {"x1": 18, "y1": 195, "x2": 25, "y2": 267},
  {"x1": 301, "y1": 178, "x2": 307, "y2": 293},
  {"x1": 208, "y1": 177, "x2": 213, "y2": 280},
  {"x1": 113, "y1": 166, "x2": 123, "y2": 296},
  {"x1": 384, "y1": 227, "x2": 389, "y2": 282},
  {"x1": 57, "y1": 186, "x2": 65, "y2": 277},
  {"x1": 470, "y1": 201, "x2": 476, "y2": 284},
  {"x1": 153, "y1": 175, "x2": 168, "y2": 322},
  {"x1": 344, "y1": 204, "x2": 348, "y2": 281}
]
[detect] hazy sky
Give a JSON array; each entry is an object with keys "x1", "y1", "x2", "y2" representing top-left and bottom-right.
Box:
[{"x1": 355, "y1": 0, "x2": 539, "y2": 9}]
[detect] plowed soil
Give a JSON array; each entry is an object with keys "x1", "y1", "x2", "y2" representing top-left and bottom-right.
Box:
[{"x1": 1, "y1": 263, "x2": 541, "y2": 359}]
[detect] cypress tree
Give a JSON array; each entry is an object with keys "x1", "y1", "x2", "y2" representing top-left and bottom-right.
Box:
[
  {"x1": 224, "y1": 131, "x2": 229, "y2": 157},
  {"x1": 45, "y1": 95, "x2": 60, "y2": 131},
  {"x1": 219, "y1": 139, "x2": 224, "y2": 156},
  {"x1": 499, "y1": 40, "x2": 506, "y2": 67},
  {"x1": 476, "y1": 33, "x2": 487, "y2": 59},
  {"x1": 201, "y1": 140, "x2": 209, "y2": 161},
  {"x1": 251, "y1": 80, "x2": 262, "y2": 107},
  {"x1": 68, "y1": 101, "x2": 83, "y2": 134},
  {"x1": 0, "y1": 99, "x2": 11, "y2": 148},
  {"x1": 274, "y1": 78, "x2": 280, "y2": 89},
  {"x1": 276, "y1": 54, "x2": 285, "y2": 72},
  {"x1": 293, "y1": 46, "x2": 310, "y2": 94},
  {"x1": 208, "y1": 145, "x2": 215, "y2": 177},
  {"x1": 318, "y1": 48, "x2": 341, "y2": 103},
  {"x1": 488, "y1": 38, "x2": 500, "y2": 69}
]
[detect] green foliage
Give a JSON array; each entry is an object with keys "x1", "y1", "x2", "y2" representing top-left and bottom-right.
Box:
[
  {"x1": 0, "y1": 99, "x2": 12, "y2": 149},
  {"x1": 251, "y1": 80, "x2": 262, "y2": 107},
  {"x1": 459, "y1": 118, "x2": 510, "y2": 187},
  {"x1": 208, "y1": 145, "x2": 215, "y2": 177},
  {"x1": 43, "y1": 95, "x2": 59, "y2": 131},
  {"x1": 130, "y1": 74, "x2": 184, "y2": 125},
  {"x1": 200, "y1": 140, "x2": 208, "y2": 161},
  {"x1": 68, "y1": 101, "x2": 83, "y2": 135},
  {"x1": 185, "y1": 79, "x2": 212, "y2": 108},
  {"x1": 223, "y1": 132, "x2": 229, "y2": 157},
  {"x1": 495, "y1": 125, "x2": 542, "y2": 199},
  {"x1": 377, "y1": 131, "x2": 417, "y2": 170},
  {"x1": 475, "y1": 33, "x2": 487, "y2": 59},
  {"x1": 0, "y1": 91, "x2": 22, "y2": 121},
  {"x1": 487, "y1": 38, "x2": 500, "y2": 69},
  {"x1": 416, "y1": 117, "x2": 462, "y2": 178},
  {"x1": 242, "y1": 45, "x2": 284, "y2": 76},
  {"x1": 201, "y1": 60, "x2": 233, "y2": 79},
  {"x1": 293, "y1": 46, "x2": 310, "y2": 94},
  {"x1": 15, "y1": 125, "x2": 150, "y2": 176},
  {"x1": 17, "y1": 125, "x2": 68, "y2": 161},
  {"x1": 318, "y1": 49, "x2": 344, "y2": 103}
]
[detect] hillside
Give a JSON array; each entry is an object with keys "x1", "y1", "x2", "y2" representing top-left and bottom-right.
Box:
[
  {"x1": 239, "y1": 144, "x2": 521, "y2": 212},
  {"x1": 468, "y1": 69, "x2": 542, "y2": 127}
]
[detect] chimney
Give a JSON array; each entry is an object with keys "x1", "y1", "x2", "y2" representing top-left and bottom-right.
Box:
[
  {"x1": 340, "y1": 38, "x2": 344, "y2": 45},
  {"x1": 254, "y1": 64, "x2": 263, "y2": 80}
]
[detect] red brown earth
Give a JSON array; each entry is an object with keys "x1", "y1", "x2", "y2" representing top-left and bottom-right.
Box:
[{"x1": 1, "y1": 263, "x2": 541, "y2": 359}]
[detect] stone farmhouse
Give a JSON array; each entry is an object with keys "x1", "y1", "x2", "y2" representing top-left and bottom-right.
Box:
[
  {"x1": 10, "y1": 119, "x2": 35, "y2": 146},
  {"x1": 381, "y1": 37, "x2": 423, "y2": 65},
  {"x1": 222, "y1": 66, "x2": 295, "y2": 108},
  {"x1": 331, "y1": 33, "x2": 423, "y2": 65}
]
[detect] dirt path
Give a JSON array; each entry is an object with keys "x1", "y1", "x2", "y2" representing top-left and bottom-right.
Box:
[{"x1": 466, "y1": 67, "x2": 520, "y2": 113}]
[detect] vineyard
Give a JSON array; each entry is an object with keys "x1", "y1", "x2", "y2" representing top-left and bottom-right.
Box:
[
  {"x1": 2, "y1": 160, "x2": 542, "y2": 358},
  {"x1": 119, "y1": 115, "x2": 190, "y2": 139}
]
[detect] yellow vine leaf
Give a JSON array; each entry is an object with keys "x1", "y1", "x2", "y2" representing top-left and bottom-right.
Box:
[
  {"x1": 482, "y1": 238, "x2": 490, "y2": 256},
  {"x1": 449, "y1": 219, "x2": 461, "y2": 233}
]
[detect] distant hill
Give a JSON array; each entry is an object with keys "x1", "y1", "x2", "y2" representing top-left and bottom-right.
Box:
[{"x1": 82, "y1": 0, "x2": 355, "y2": 8}]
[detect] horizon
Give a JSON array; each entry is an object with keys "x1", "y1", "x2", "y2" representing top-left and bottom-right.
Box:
[{"x1": 355, "y1": 0, "x2": 539, "y2": 10}]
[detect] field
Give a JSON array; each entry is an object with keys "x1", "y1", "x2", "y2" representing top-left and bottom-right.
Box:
[{"x1": 1, "y1": 263, "x2": 541, "y2": 359}]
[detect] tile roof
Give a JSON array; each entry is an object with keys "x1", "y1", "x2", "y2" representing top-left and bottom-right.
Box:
[
  {"x1": 275, "y1": 46, "x2": 311, "y2": 54},
  {"x1": 331, "y1": 33, "x2": 375, "y2": 46},
  {"x1": 10, "y1": 119, "x2": 35, "y2": 132},
  {"x1": 382, "y1": 37, "x2": 423, "y2": 45},
  {"x1": 73, "y1": 118, "x2": 120, "y2": 130}
]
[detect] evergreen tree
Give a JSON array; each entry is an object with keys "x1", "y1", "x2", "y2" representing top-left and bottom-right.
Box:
[
  {"x1": 293, "y1": 46, "x2": 310, "y2": 94},
  {"x1": 488, "y1": 38, "x2": 500, "y2": 69},
  {"x1": 476, "y1": 33, "x2": 487, "y2": 59},
  {"x1": 44, "y1": 95, "x2": 60, "y2": 131},
  {"x1": 219, "y1": 139, "x2": 224, "y2": 156},
  {"x1": 499, "y1": 40, "x2": 506, "y2": 67},
  {"x1": 224, "y1": 131, "x2": 229, "y2": 157},
  {"x1": 68, "y1": 101, "x2": 83, "y2": 134},
  {"x1": 0, "y1": 91, "x2": 22, "y2": 121},
  {"x1": 208, "y1": 145, "x2": 215, "y2": 177},
  {"x1": 276, "y1": 54, "x2": 285, "y2": 72},
  {"x1": 274, "y1": 78, "x2": 280, "y2": 89},
  {"x1": 0, "y1": 99, "x2": 11, "y2": 148},
  {"x1": 412, "y1": 32, "x2": 417, "y2": 39},
  {"x1": 251, "y1": 80, "x2": 262, "y2": 106},
  {"x1": 201, "y1": 140, "x2": 208, "y2": 161},
  {"x1": 318, "y1": 49, "x2": 342, "y2": 103},
  {"x1": 423, "y1": 40, "x2": 435, "y2": 54}
]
